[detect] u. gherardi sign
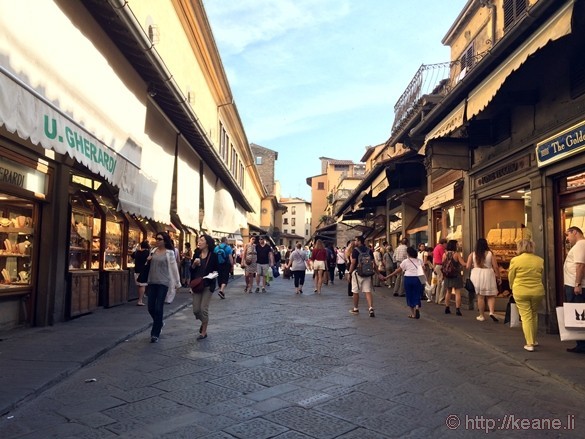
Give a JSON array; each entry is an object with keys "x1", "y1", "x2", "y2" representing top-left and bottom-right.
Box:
[{"x1": 536, "y1": 121, "x2": 585, "y2": 167}]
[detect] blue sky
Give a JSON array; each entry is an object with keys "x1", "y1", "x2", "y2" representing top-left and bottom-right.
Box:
[{"x1": 203, "y1": 0, "x2": 468, "y2": 201}]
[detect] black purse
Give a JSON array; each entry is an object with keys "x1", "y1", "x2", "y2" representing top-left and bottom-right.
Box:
[{"x1": 136, "y1": 250, "x2": 154, "y2": 283}]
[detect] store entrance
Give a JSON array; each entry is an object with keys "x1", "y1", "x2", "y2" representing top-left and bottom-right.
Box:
[{"x1": 557, "y1": 171, "x2": 585, "y2": 305}]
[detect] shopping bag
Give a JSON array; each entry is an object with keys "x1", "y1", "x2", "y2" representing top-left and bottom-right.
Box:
[
  {"x1": 509, "y1": 303, "x2": 521, "y2": 328},
  {"x1": 165, "y1": 285, "x2": 176, "y2": 304},
  {"x1": 556, "y1": 306, "x2": 585, "y2": 341},
  {"x1": 272, "y1": 265, "x2": 280, "y2": 278},
  {"x1": 563, "y1": 303, "x2": 585, "y2": 328}
]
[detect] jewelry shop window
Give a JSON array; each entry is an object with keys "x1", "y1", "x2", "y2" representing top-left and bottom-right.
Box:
[{"x1": 0, "y1": 195, "x2": 35, "y2": 291}]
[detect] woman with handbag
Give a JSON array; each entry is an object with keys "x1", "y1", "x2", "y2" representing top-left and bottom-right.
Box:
[
  {"x1": 508, "y1": 239, "x2": 544, "y2": 352},
  {"x1": 146, "y1": 232, "x2": 181, "y2": 343},
  {"x1": 190, "y1": 234, "x2": 219, "y2": 340}
]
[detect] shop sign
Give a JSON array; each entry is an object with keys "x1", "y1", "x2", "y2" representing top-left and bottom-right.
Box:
[
  {"x1": 476, "y1": 157, "x2": 529, "y2": 187},
  {"x1": 43, "y1": 114, "x2": 117, "y2": 177},
  {"x1": 0, "y1": 156, "x2": 47, "y2": 196},
  {"x1": 536, "y1": 121, "x2": 585, "y2": 167}
]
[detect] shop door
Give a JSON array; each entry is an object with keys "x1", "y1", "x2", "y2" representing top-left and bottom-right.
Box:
[{"x1": 557, "y1": 172, "x2": 585, "y2": 305}]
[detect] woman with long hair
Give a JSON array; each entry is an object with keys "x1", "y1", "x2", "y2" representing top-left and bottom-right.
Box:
[
  {"x1": 132, "y1": 240, "x2": 151, "y2": 306},
  {"x1": 309, "y1": 239, "x2": 327, "y2": 294},
  {"x1": 241, "y1": 235, "x2": 258, "y2": 293},
  {"x1": 466, "y1": 238, "x2": 501, "y2": 322},
  {"x1": 442, "y1": 240, "x2": 465, "y2": 316},
  {"x1": 146, "y1": 232, "x2": 181, "y2": 343},
  {"x1": 190, "y1": 234, "x2": 219, "y2": 340}
]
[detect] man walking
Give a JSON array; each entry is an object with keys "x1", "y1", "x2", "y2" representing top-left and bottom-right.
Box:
[
  {"x1": 348, "y1": 235, "x2": 384, "y2": 317},
  {"x1": 214, "y1": 237, "x2": 233, "y2": 299},
  {"x1": 433, "y1": 238, "x2": 448, "y2": 305},
  {"x1": 255, "y1": 236, "x2": 274, "y2": 293},
  {"x1": 564, "y1": 226, "x2": 585, "y2": 354},
  {"x1": 393, "y1": 238, "x2": 408, "y2": 297}
]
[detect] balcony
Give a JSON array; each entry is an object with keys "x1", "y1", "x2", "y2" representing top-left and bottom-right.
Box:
[{"x1": 391, "y1": 52, "x2": 488, "y2": 136}]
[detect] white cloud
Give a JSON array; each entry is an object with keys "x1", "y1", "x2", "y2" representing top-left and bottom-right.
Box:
[{"x1": 203, "y1": 0, "x2": 350, "y2": 54}]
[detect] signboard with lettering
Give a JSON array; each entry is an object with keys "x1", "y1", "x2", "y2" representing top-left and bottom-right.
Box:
[
  {"x1": 536, "y1": 121, "x2": 585, "y2": 167},
  {"x1": 0, "y1": 157, "x2": 47, "y2": 197},
  {"x1": 476, "y1": 156, "x2": 529, "y2": 187}
]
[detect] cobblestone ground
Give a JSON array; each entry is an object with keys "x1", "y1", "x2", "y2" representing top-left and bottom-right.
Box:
[{"x1": 1, "y1": 274, "x2": 584, "y2": 438}]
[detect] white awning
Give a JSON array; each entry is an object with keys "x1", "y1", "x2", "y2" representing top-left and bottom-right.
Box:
[
  {"x1": 176, "y1": 139, "x2": 200, "y2": 230},
  {"x1": 426, "y1": 100, "x2": 467, "y2": 143},
  {"x1": 0, "y1": 68, "x2": 138, "y2": 188},
  {"x1": 371, "y1": 169, "x2": 389, "y2": 198},
  {"x1": 420, "y1": 182, "x2": 459, "y2": 210},
  {"x1": 466, "y1": 0, "x2": 574, "y2": 119}
]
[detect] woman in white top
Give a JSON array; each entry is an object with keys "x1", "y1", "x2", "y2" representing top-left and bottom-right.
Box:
[
  {"x1": 336, "y1": 247, "x2": 347, "y2": 279},
  {"x1": 386, "y1": 246, "x2": 424, "y2": 319},
  {"x1": 286, "y1": 243, "x2": 309, "y2": 294},
  {"x1": 466, "y1": 238, "x2": 501, "y2": 322}
]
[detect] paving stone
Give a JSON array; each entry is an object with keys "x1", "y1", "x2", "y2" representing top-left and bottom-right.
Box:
[
  {"x1": 102, "y1": 395, "x2": 192, "y2": 423},
  {"x1": 74, "y1": 412, "x2": 117, "y2": 428},
  {"x1": 315, "y1": 391, "x2": 395, "y2": 422},
  {"x1": 232, "y1": 367, "x2": 301, "y2": 387},
  {"x1": 264, "y1": 406, "x2": 354, "y2": 439},
  {"x1": 162, "y1": 383, "x2": 243, "y2": 409},
  {"x1": 336, "y1": 427, "x2": 390, "y2": 439},
  {"x1": 272, "y1": 431, "x2": 314, "y2": 439},
  {"x1": 198, "y1": 432, "x2": 238, "y2": 439},
  {"x1": 151, "y1": 371, "x2": 214, "y2": 391},
  {"x1": 210, "y1": 374, "x2": 267, "y2": 394},
  {"x1": 280, "y1": 388, "x2": 333, "y2": 407},
  {"x1": 223, "y1": 417, "x2": 289, "y2": 439}
]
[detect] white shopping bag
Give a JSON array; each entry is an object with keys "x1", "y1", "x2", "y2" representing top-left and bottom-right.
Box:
[
  {"x1": 563, "y1": 303, "x2": 585, "y2": 328},
  {"x1": 556, "y1": 306, "x2": 585, "y2": 341},
  {"x1": 509, "y1": 303, "x2": 521, "y2": 328}
]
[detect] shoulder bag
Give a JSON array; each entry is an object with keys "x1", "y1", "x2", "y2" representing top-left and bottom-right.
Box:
[{"x1": 136, "y1": 249, "x2": 155, "y2": 283}]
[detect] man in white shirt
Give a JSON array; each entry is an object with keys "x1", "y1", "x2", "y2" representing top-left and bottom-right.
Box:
[
  {"x1": 564, "y1": 226, "x2": 585, "y2": 354},
  {"x1": 393, "y1": 238, "x2": 408, "y2": 297}
]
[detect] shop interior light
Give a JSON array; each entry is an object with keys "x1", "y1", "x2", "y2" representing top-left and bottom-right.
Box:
[{"x1": 501, "y1": 195, "x2": 510, "y2": 198}]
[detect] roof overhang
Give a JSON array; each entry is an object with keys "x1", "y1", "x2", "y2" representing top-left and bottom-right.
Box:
[{"x1": 81, "y1": 0, "x2": 254, "y2": 212}]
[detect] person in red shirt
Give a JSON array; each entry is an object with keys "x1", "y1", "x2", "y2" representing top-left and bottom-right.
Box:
[
  {"x1": 432, "y1": 238, "x2": 448, "y2": 304},
  {"x1": 310, "y1": 239, "x2": 328, "y2": 294}
]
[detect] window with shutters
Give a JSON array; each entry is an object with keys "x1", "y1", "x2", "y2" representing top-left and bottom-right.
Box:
[
  {"x1": 503, "y1": 0, "x2": 528, "y2": 31},
  {"x1": 460, "y1": 43, "x2": 475, "y2": 71}
]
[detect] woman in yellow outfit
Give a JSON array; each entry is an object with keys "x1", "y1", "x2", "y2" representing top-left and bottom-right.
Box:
[{"x1": 508, "y1": 239, "x2": 544, "y2": 352}]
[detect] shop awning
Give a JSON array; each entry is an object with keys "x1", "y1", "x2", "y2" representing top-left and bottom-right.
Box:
[
  {"x1": 420, "y1": 181, "x2": 459, "y2": 211},
  {"x1": 0, "y1": 68, "x2": 140, "y2": 190},
  {"x1": 202, "y1": 167, "x2": 247, "y2": 235},
  {"x1": 419, "y1": 100, "x2": 466, "y2": 156},
  {"x1": 466, "y1": 0, "x2": 574, "y2": 120},
  {"x1": 176, "y1": 139, "x2": 201, "y2": 230},
  {"x1": 371, "y1": 170, "x2": 389, "y2": 198}
]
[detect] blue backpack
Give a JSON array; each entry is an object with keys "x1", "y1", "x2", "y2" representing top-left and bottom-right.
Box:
[{"x1": 214, "y1": 244, "x2": 228, "y2": 265}]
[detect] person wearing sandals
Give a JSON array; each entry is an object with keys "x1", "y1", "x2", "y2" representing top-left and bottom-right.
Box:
[
  {"x1": 442, "y1": 239, "x2": 466, "y2": 316},
  {"x1": 241, "y1": 235, "x2": 258, "y2": 293},
  {"x1": 287, "y1": 243, "x2": 309, "y2": 294},
  {"x1": 386, "y1": 246, "x2": 424, "y2": 319},
  {"x1": 190, "y1": 234, "x2": 219, "y2": 340},
  {"x1": 146, "y1": 232, "x2": 181, "y2": 343},
  {"x1": 310, "y1": 239, "x2": 328, "y2": 294},
  {"x1": 466, "y1": 238, "x2": 501, "y2": 322}
]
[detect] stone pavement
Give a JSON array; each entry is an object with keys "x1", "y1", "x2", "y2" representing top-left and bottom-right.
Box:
[{"x1": 0, "y1": 271, "x2": 584, "y2": 438}]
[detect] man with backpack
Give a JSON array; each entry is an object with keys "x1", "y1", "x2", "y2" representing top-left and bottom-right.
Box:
[
  {"x1": 214, "y1": 237, "x2": 233, "y2": 299},
  {"x1": 347, "y1": 235, "x2": 385, "y2": 317}
]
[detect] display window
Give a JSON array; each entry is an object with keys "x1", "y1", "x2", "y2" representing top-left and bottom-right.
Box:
[
  {"x1": 69, "y1": 192, "x2": 98, "y2": 271},
  {"x1": 558, "y1": 171, "x2": 585, "y2": 259},
  {"x1": 125, "y1": 215, "x2": 143, "y2": 269},
  {"x1": 481, "y1": 186, "x2": 532, "y2": 295},
  {"x1": 0, "y1": 194, "x2": 35, "y2": 292},
  {"x1": 93, "y1": 195, "x2": 124, "y2": 270},
  {"x1": 433, "y1": 202, "x2": 463, "y2": 246}
]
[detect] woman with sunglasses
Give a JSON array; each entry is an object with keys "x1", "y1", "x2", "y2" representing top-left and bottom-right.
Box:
[{"x1": 146, "y1": 232, "x2": 181, "y2": 343}]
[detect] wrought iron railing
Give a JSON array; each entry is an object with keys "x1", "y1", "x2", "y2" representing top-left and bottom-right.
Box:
[{"x1": 391, "y1": 51, "x2": 488, "y2": 134}]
